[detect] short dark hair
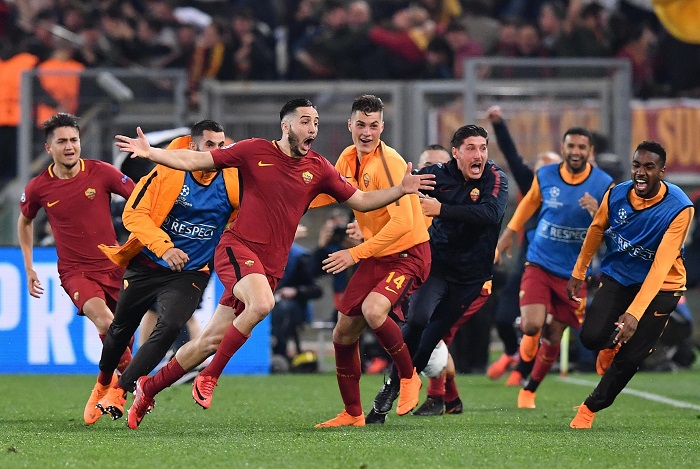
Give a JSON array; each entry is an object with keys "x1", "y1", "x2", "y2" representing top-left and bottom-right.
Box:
[
  {"x1": 562, "y1": 127, "x2": 592, "y2": 143},
  {"x1": 280, "y1": 98, "x2": 315, "y2": 121},
  {"x1": 425, "y1": 143, "x2": 449, "y2": 152},
  {"x1": 191, "y1": 119, "x2": 224, "y2": 138},
  {"x1": 351, "y1": 94, "x2": 384, "y2": 116},
  {"x1": 450, "y1": 124, "x2": 488, "y2": 148},
  {"x1": 635, "y1": 140, "x2": 666, "y2": 166},
  {"x1": 43, "y1": 113, "x2": 80, "y2": 141}
]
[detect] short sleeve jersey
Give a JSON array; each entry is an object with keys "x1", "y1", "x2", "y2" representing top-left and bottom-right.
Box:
[
  {"x1": 211, "y1": 138, "x2": 356, "y2": 276},
  {"x1": 20, "y1": 159, "x2": 135, "y2": 275}
]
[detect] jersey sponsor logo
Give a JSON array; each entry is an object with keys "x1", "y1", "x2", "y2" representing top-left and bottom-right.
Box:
[
  {"x1": 47, "y1": 200, "x2": 60, "y2": 207},
  {"x1": 244, "y1": 260, "x2": 255, "y2": 267},
  {"x1": 20, "y1": 193, "x2": 26, "y2": 203},
  {"x1": 123, "y1": 279, "x2": 129, "y2": 289},
  {"x1": 162, "y1": 215, "x2": 217, "y2": 240},
  {"x1": 302, "y1": 171, "x2": 313, "y2": 184},
  {"x1": 85, "y1": 188, "x2": 96, "y2": 200},
  {"x1": 385, "y1": 286, "x2": 398, "y2": 294},
  {"x1": 363, "y1": 173, "x2": 370, "y2": 188},
  {"x1": 258, "y1": 161, "x2": 274, "y2": 167},
  {"x1": 653, "y1": 311, "x2": 669, "y2": 317},
  {"x1": 470, "y1": 188, "x2": 480, "y2": 202},
  {"x1": 536, "y1": 219, "x2": 588, "y2": 243},
  {"x1": 175, "y1": 185, "x2": 192, "y2": 207},
  {"x1": 73, "y1": 291, "x2": 79, "y2": 301}
]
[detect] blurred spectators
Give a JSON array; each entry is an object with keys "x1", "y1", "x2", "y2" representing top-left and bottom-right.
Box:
[{"x1": 0, "y1": 0, "x2": 696, "y2": 105}]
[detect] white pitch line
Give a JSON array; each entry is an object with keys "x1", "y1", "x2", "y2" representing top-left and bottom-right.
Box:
[{"x1": 558, "y1": 376, "x2": 700, "y2": 411}]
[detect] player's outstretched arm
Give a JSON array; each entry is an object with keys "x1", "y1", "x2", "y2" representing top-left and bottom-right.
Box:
[
  {"x1": 115, "y1": 127, "x2": 216, "y2": 171},
  {"x1": 344, "y1": 162, "x2": 435, "y2": 212}
]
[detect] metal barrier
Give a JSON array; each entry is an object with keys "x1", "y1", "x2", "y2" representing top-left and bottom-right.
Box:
[{"x1": 3, "y1": 60, "x2": 632, "y2": 245}]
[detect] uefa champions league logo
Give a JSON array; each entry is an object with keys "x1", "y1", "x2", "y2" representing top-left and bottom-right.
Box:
[
  {"x1": 614, "y1": 207, "x2": 628, "y2": 225},
  {"x1": 544, "y1": 186, "x2": 563, "y2": 209},
  {"x1": 175, "y1": 185, "x2": 193, "y2": 207}
]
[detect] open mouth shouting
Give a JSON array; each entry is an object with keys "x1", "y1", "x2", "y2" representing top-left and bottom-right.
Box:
[
  {"x1": 634, "y1": 177, "x2": 648, "y2": 194},
  {"x1": 300, "y1": 136, "x2": 314, "y2": 153},
  {"x1": 469, "y1": 161, "x2": 483, "y2": 177}
]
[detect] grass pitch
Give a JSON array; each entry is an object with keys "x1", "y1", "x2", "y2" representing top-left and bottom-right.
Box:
[{"x1": 1, "y1": 370, "x2": 699, "y2": 468}]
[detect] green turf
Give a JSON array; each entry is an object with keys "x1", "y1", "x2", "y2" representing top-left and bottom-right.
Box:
[{"x1": 1, "y1": 371, "x2": 699, "y2": 468}]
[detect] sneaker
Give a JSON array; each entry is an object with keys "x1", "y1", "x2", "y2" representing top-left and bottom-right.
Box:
[
  {"x1": 505, "y1": 370, "x2": 523, "y2": 387},
  {"x1": 127, "y1": 376, "x2": 156, "y2": 430},
  {"x1": 192, "y1": 374, "x2": 218, "y2": 409},
  {"x1": 315, "y1": 410, "x2": 365, "y2": 428},
  {"x1": 365, "y1": 357, "x2": 389, "y2": 375},
  {"x1": 373, "y1": 377, "x2": 399, "y2": 414},
  {"x1": 445, "y1": 397, "x2": 464, "y2": 414},
  {"x1": 413, "y1": 397, "x2": 445, "y2": 416},
  {"x1": 570, "y1": 403, "x2": 596, "y2": 429},
  {"x1": 84, "y1": 373, "x2": 117, "y2": 424},
  {"x1": 365, "y1": 408, "x2": 387, "y2": 424},
  {"x1": 96, "y1": 385, "x2": 127, "y2": 420},
  {"x1": 486, "y1": 353, "x2": 518, "y2": 380},
  {"x1": 396, "y1": 369, "x2": 421, "y2": 415},
  {"x1": 517, "y1": 389, "x2": 536, "y2": 409},
  {"x1": 596, "y1": 343, "x2": 621, "y2": 376}
]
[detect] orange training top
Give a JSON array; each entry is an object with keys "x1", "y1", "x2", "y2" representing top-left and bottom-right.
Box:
[
  {"x1": 571, "y1": 183, "x2": 693, "y2": 320},
  {"x1": 313, "y1": 141, "x2": 429, "y2": 262}
]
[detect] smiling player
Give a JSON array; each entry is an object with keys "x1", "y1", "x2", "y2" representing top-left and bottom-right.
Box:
[{"x1": 496, "y1": 127, "x2": 613, "y2": 410}]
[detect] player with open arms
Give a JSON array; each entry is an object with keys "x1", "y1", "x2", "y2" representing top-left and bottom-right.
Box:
[
  {"x1": 17, "y1": 113, "x2": 136, "y2": 424},
  {"x1": 113, "y1": 98, "x2": 435, "y2": 428}
]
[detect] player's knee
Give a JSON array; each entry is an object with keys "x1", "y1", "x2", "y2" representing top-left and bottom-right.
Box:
[
  {"x1": 520, "y1": 322, "x2": 541, "y2": 336},
  {"x1": 331, "y1": 325, "x2": 357, "y2": 345},
  {"x1": 245, "y1": 298, "x2": 275, "y2": 323},
  {"x1": 93, "y1": 316, "x2": 113, "y2": 335},
  {"x1": 579, "y1": 328, "x2": 605, "y2": 351}
]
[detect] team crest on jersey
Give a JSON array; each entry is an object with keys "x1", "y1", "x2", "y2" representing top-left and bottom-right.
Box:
[
  {"x1": 123, "y1": 279, "x2": 129, "y2": 289},
  {"x1": 302, "y1": 171, "x2": 313, "y2": 184},
  {"x1": 363, "y1": 173, "x2": 370, "y2": 188},
  {"x1": 85, "y1": 188, "x2": 96, "y2": 200},
  {"x1": 73, "y1": 291, "x2": 80, "y2": 301},
  {"x1": 470, "y1": 188, "x2": 480, "y2": 202},
  {"x1": 245, "y1": 260, "x2": 255, "y2": 267}
]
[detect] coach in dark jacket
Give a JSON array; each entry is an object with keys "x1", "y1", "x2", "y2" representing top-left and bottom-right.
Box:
[{"x1": 367, "y1": 124, "x2": 508, "y2": 421}]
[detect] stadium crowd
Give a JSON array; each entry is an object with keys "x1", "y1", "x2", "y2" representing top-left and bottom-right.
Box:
[{"x1": 1, "y1": 0, "x2": 700, "y2": 102}]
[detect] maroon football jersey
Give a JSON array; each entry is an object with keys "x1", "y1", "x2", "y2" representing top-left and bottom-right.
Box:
[
  {"x1": 20, "y1": 159, "x2": 135, "y2": 275},
  {"x1": 211, "y1": 138, "x2": 356, "y2": 276}
]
